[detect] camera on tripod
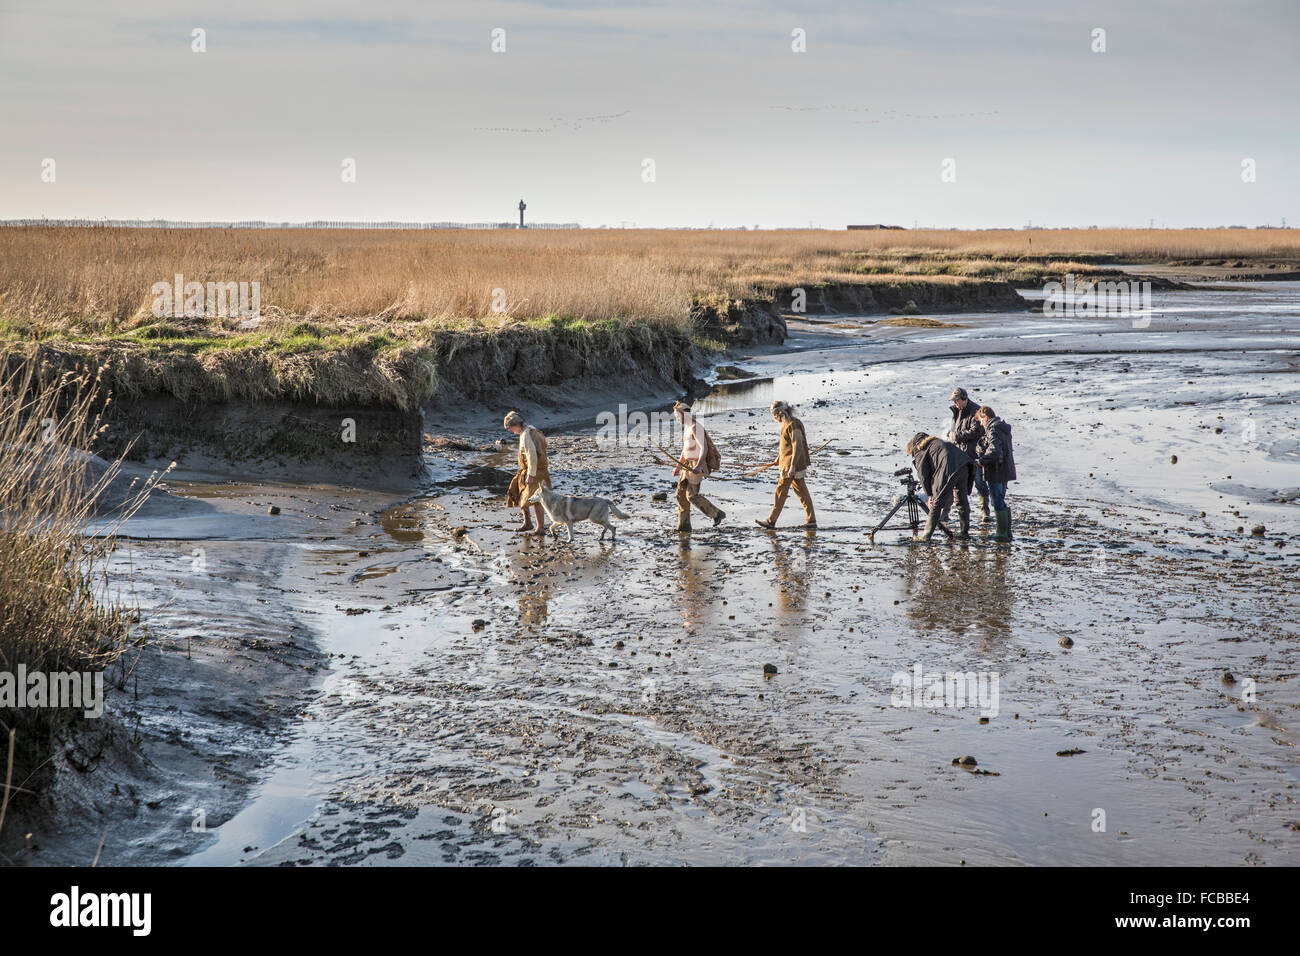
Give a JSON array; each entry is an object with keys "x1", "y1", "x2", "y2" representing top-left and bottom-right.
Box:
[{"x1": 869, "y1": 465, "x2": 949, "y2": 543}]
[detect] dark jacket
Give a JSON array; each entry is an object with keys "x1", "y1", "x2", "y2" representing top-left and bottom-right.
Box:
[
  {"x1": 975, "y1": 417, "x2": 1017, "y2": 484},
  {"x1": 949, "y1": 402, "x2": 984, "y2": 458},
  {"x1": 911, "y1": 435, "x2": 975, "y2": 499}
]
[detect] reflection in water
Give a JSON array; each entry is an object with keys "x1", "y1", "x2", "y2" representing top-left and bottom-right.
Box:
[
  {"x1": 676, "y1": 538, "x2": 710, "y2": 635},
  {"x1": 379, "y1": 503, "x2": 425, "y2": 543},
  {"x1": 971, "y1": 547, "x2": 1014, "y2": 642},
  {"x1": 509, "y1": 535, "x2": 553, "y2": 628},
  {"x1": 768, "y1": 533, "x2": 813, "y2": 611},
  {"x1": 900, "y1": 543, "x2": 1015, "y2": 644},
  {"x1": 691, "y1": 378, "x2": 776, "y2": 417}
]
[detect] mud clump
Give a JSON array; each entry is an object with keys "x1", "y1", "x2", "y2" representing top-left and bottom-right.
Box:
[
  {"x1": 690, "y1": 296, "x2": 787, "y2": 345},
  {"x1": 714, "y1": 365, "x2": 758, "y2": 381},
  {"x1": 953, "y1": 755, "x2": 978, "y2": 767},
  {"x1": 267, "y1": 505, "x2": 281, "y2": 515},
  {"x1": 763, "y1": 663, "x2": 778, "y2": 676}
]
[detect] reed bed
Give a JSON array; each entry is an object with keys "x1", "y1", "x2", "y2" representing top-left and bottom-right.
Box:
[{"x1": 0, "y1": 362, "x2": 166, "y2": 813}]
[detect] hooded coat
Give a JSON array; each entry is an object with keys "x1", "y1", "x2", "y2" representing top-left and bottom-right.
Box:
[
  {"x1": 975, "y1": 417, "x2": 1017, "y2": 484},
  {"x1": 910, "y1": 434, "x2": 975, "y2": 500},
  {"x1": 949, "y1": 401, "x2": 984, "y2": 458}
]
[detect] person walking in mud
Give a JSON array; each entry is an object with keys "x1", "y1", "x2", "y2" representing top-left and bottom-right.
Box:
[
  {"x1": 905, "y1": 431, "x2": 975, "y2": 541},
  {"x1": 948, "y1": 387, "x2": 992, "y2": 523},
  {"x1": 755, "y1": 400, "x2": 817, "y2": 530},
  {"x1": 973, "y1": 404, "x2": 1017, "y2": 541},
  {"x1": 504, "y1": 410, "x2": 550, "y2": 535},
  {"x1": 671, "y1": 400, "x2": 725, "y2": 534}
]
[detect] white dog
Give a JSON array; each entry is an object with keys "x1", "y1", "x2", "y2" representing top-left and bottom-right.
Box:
[{"x1": 527, "y1": 486, "x2": 629, "y2": 541}]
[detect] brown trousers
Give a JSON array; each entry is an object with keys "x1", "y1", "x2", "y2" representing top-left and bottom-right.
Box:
[
  {"x1": 768, "y1": 474, "x2": 816, "y2": 525},
  {"x1": 676, "y1": 474, "x2": 722, "y2": 530}
]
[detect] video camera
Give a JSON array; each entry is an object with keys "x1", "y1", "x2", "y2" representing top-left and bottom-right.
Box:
[{"x1": 868, "y1": 464, "x2": 946, "y2": 543}]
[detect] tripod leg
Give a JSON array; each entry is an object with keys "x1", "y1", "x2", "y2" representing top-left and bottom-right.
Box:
[{"x1": 869, "y1": 498, "x2": 908, "y2": 539}]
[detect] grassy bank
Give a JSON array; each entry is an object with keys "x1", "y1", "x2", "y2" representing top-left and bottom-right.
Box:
[{"x1": 1, "y1": 314, "x2": 704, "y2": 411}]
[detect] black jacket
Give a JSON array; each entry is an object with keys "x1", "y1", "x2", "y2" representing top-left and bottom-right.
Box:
[
  {"x1": 949, "y1": 402, "x2": 984, "y2": 458},
  {"x1": 911, "y1": 435, "x2": 975, "y2": 499},
  {"x1": 975, "y1": 417, "x2": 1017, "y2": 484}
]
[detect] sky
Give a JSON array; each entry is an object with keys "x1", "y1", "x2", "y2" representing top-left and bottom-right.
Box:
[{"x1": 1, "y1": 0, "x2": 1297, "y2": 228}]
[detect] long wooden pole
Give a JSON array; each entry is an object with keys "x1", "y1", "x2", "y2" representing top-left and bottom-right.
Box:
[{"x1": 742, "y1": 439, "x2": 834, "y2": 478}]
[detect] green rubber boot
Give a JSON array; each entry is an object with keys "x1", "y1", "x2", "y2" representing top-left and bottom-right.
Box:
[{"x1": 994, "y1": 508, "x2": 1012, "y2": 542}]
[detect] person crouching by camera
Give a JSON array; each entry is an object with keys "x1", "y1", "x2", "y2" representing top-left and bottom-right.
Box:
[
  {"x1": 974, "y1": 405, "x2": 1016, "y2": 541},
  {"x1": 905, "y1": 431, "x2": 975, "y2": 541}
]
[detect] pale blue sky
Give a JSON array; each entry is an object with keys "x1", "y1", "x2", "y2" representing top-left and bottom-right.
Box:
[{"x1": 1, "y1": 0, "x2": 1296, "y2": 227}]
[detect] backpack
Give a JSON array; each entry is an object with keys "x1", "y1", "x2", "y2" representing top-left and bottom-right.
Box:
[{"x1": 703, "y1": 428, "x2": 721, "y2": 473}]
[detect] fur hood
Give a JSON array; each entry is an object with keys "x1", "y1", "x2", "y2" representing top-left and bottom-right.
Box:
[{"x1": 914, "y1": 434, "x2": 940, "y2": 454}]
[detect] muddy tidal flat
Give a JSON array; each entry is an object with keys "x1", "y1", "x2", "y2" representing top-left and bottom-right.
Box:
[{"x1": 23, "y1": 283, "x2": 1300, "y2": 867}]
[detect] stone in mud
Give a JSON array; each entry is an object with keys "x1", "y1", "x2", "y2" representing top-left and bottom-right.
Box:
[
  {"x1": 471, "y1": 619, "x2": 488, "y2": 631},
  {"x1": 267, "y1": 505, "x2": 281, "y2": 515},
  {"x1": 1059, "y1": 636, "x2": 1074, "y2": 648},
  {"x1": 1251, "y1": 525, "x2": 1265, "y2": 536},
  {"x1": 452, "y1": 526, "x2": 468, "y2": 538},
  {"x1": 652, "y1": 491, "x2": 667, "y2": 502},
  {"x1": 952, "y1": 755, "x2": 977, "y2": 767},
  {"x1": 1170, "y1": 455, "x2": 1178, "y2": 464},
  {"x1": 763, "y1": 663, "x2": 778, "y2": 675},
  {"x1": 978, "y1": 716, "x2": 990, "y2": 725},
  {"x1": 1222, "y1": 671, "x2": 1236, "y2": 684}
]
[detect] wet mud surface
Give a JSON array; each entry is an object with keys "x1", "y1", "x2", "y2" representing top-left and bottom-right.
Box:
[{"x1": 36, "y1": 284, "x2": 1300, "y2": 866}]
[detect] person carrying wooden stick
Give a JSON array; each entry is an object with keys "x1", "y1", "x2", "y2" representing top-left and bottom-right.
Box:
[
  {"x1": 671, "y1": 401, "x2": 725, "y2": 534},
  {"x1": 755, "y1": 400, "x2": 817, "y2": 530}
]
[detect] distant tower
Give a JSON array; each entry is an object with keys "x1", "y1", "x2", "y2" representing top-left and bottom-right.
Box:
[{"x1": 518, "y1": 199, "x2": 526, "y2": 229}]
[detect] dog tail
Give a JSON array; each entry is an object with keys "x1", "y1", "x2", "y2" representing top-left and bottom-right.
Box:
[{"x1": 609, "y1": 504, "x2": 630, "y2": 519}]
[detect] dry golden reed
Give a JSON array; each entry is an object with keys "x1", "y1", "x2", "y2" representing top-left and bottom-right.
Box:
[
  {"x1": 4, "y1": 226, "x2": 1297, "y2": 337},
  {"x1": 0, "y1": 362, "x2": 167, "y2": 809}
]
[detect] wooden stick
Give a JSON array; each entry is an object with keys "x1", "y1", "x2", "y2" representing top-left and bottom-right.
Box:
[
  {"x1": 743, "y1": 439, "x2": 835, "y2": 478},
  {"x1": 653, "y1": 445, "x2": 739, "y2": 481}
]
